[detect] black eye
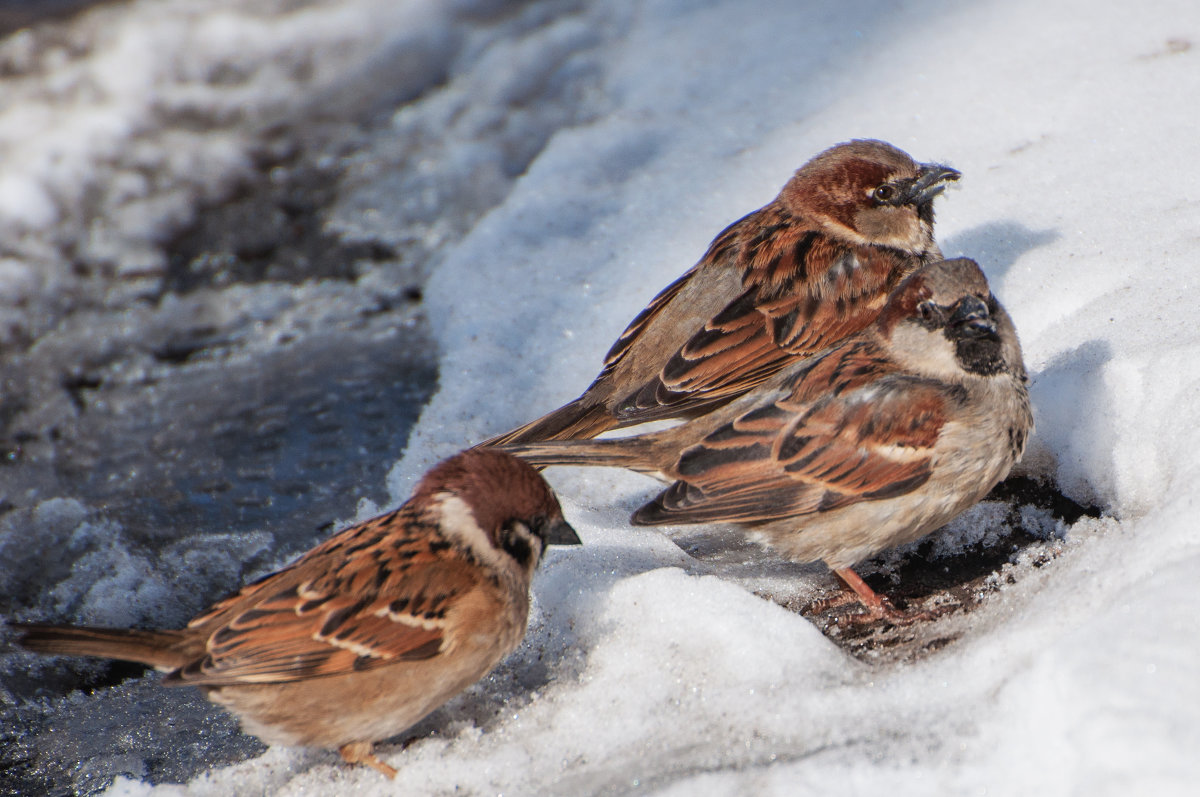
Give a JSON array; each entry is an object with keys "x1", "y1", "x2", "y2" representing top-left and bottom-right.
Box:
[
  {"x1": 917, "y1": 301, "x2": 942, "y2": 326},
  {"x1": 873, "y1": 184, "x2": 897, "y2": 203}
]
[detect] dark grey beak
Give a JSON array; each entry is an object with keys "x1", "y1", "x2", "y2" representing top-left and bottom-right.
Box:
[
  {"x1": 545, "y1": 518, "x2": 582, "y2": 546},
  {"x1": 948, "y1": 295, "x2": 996, "y2": 338},
  {"x1": 908, "y1": 163, "x2": 961, "y2": 204}
]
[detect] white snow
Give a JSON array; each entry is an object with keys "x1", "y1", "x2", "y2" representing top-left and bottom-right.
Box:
[{"x1": 3, "y1": 0, "x2": 1198, "y2": 794}]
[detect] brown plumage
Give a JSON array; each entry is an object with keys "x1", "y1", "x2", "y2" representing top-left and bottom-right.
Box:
[
  {"x1": 500, "y1": 259, "x2": 1032, "y2": 620},
  {"x1": 16, "y1": 449, "x2": 581, "y2": 778},
  {"x1": 486, "y1": 139, "x2": 960, "y2": 446}
]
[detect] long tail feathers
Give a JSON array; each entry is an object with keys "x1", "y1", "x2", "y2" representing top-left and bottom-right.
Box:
[
  {"x1": 13, "y1": 624, "x2": 190, "y2": 670},
  {"x1": 499, "y1": 436, "x2": 659, "y2": 473},
  {"x1": 481, "y1": 399, "x2": 616, "y2": 447}
]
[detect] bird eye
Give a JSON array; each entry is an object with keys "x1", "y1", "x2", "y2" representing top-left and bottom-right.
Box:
[
  {"x1": 872, "y1": 184, "x2": 897, "y2": 203},
  {"x1": 917, "y1": 301, "x2": 941, "y2": 325}
]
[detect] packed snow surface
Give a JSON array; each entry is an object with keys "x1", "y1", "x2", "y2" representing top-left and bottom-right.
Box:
[{"x1": 1, "y1": 0, "x2": 1198, "y2": 794}]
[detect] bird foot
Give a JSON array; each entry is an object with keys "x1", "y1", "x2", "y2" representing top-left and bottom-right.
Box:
[
  {"x1": 812, "y1": 567, "x2": 942, "y2": 627},
  {"x1": 808, "y1": 588, "x2": 939, "y2": 628},
  {"x1": 339, "y1": 741, "x2": 397, "y2": 779}
]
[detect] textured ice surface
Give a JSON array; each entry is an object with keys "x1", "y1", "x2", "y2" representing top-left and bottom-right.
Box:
[{"x1": 2, "y1": 0, "x2": 1198, "y2": 794}]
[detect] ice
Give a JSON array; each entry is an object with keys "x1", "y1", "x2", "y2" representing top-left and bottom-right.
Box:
[{"x1": 2, "y1": 0, "x2": 1198, "y2": 794}]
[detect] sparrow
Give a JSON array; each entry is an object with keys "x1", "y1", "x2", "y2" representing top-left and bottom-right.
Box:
[
  {"x1": 14, "y1": 449, "x2": 581, "y2": 778},
  {"x1": 486, "y1": 139, "x2": 960, "y2": 447},
  {"x1": 500, "y1": 258, "x2": 1032, "y2": 621}
]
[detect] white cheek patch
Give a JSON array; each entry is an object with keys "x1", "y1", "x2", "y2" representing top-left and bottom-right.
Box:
[
  {"x1": 889, "y1": 323, "x2": 963, "y2": 380},
  {"x1": 431, "y1": 492, "x2": 505, "y2": 569},
  {"x1": 819, "y1": 216, "x2": 871, "y2": 247}
]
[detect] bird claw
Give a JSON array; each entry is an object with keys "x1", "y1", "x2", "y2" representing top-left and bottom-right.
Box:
[
  {"x1": 338, "y1": 742, "x2": 397, "y2": 779},
  {"x1": 805, "y1": 567, "x2": 947, "y2": 628}
]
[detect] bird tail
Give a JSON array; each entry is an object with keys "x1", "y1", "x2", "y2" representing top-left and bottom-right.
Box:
[
  {"x1": 13, "y1": 624, "x2": 190, "y2": 670},
  {"x1": 481, "y1": 398, "x2": 616, "y2": 447},
  {"x1": 499, "y1": 435, "x2": 659, "y2": 473}
]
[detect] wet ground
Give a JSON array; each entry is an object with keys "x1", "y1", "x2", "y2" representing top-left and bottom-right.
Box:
[
  {"x1": 0, "y1": 78, "x2": 439, "y2": 797},
  {"x1": 0, "y1": 1, "x2": 104, "y2": 36}
]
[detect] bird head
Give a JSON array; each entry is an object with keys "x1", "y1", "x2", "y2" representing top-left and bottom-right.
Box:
[
  {"x1": 417, "y1": 449, "x2": 581, "y2": 582},
  {"x1": 878, "y1": 257, "x2": 1025, "y2": 380},
  {"x1": 781, "y1": 139, "x2": 960, "y2": 255}
]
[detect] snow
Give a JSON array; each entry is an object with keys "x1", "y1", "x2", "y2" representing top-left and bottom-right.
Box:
[{"x1": 2, "y1": 0, "x2": 1199, "y2": 794}]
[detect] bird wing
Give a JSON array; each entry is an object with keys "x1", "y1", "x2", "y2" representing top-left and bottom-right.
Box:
[
  {"x1": 633, "y1": 345, "x2": 949, "y2": 526},
  {"x1": 606, "y1": 224, "x2": 907, "y2": 425},
  {"x1": 166, "y1": 510, "x2": 482, "y2": 686}
]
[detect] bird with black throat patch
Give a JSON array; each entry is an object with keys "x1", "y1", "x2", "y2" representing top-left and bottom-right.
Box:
[
  {"x1": 499, "y1": 259, "x2": 1032, "y2": 623},
  {"x1": 15, "y1": 449, "x2": 581, "y2": 779},
  {"x1": 485, "y1": 139, "x2": 961, "y2": 447}
]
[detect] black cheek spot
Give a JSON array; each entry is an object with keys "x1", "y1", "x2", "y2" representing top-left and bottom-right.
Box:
[{"x1": 502, "y1": 534, "x2": 534, "y2": 569}]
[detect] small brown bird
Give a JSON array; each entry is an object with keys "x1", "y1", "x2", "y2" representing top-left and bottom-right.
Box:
[
  {"x1": 15, "y1": 449, "x2": 580, "y2": 778},
  {"x1": 500, "y1": 259, "x2": 1032, "y2": 620},
  {"x1": 487, "y1": 139, "x2": 960, "y2": 447}
]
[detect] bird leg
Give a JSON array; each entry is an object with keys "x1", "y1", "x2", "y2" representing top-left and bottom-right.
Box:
[
  {"x1": 338, "y1": 742, "x2": 397, "y2": 779},
  {"x1": 834, "y1": 567, "x2": 889, "y2": 612},
  {"x1": 827, "y1": 567, "x2": 937, "y2": 626}
]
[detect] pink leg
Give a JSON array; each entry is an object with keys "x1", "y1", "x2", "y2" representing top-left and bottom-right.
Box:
[{"x1": 831, "y1": 567, "x2": 937, "y2": 625}]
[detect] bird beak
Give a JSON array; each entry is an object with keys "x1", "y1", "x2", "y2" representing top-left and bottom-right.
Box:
[
  {"x1": 908, "y1": 163, "x2": 961, "y2": 204},
  {"x1": 947, "y1": 296, "x2": 996, "y2": 338},
  {"x1": 545, "y1": 518, "x2": 582, "y2": 546}
]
